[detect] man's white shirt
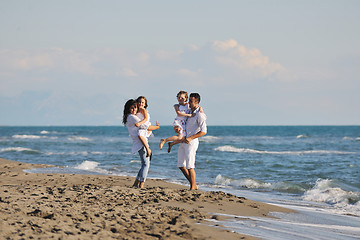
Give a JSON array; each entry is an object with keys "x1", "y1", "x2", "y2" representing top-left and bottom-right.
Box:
[{"x1": 185, "y1": 107, "x2": 207, "y2": 139}]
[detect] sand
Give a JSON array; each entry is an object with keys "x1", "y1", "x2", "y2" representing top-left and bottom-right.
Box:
[{"x1": 0, "y1": 158, "x2": 292, "y2": 239}]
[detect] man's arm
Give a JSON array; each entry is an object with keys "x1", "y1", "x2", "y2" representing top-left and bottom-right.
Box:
[{"x1": 184, "y1": 131, "x2": 206, "y2": 144}]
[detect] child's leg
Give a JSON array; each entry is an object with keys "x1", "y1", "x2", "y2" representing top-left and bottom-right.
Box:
[
  {"x1": 168, "y1": 136, "x2": 185, "y2": 153},
  {"x1": 160, "y1": 135, "x2": 183, "y2": 149},
  {"x1": 160, "y1": 126, "x2": 182, "y2": 150},
  {"x1": 138, "y1": 136, "x2": 151, "y2": 157},
  {"x1": 148, "y1": 121, "x2": 160, "y2": 131}
]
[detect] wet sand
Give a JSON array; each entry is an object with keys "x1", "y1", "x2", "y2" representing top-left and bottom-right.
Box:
[{"x1": 0, "y1": 158, "x2": 292, "y2": 239}]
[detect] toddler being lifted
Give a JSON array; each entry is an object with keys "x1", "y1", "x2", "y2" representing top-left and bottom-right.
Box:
[{"x1": 160, "y1": 90, "x2": 203, "y2": 153}]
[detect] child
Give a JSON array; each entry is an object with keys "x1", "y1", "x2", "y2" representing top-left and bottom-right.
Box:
[
  {"x1": 160, "y1": 91, "x2": 202, "y2": 153},
  {"x1": 135, "y1": 96, "x2": 160, "y2": 157}
]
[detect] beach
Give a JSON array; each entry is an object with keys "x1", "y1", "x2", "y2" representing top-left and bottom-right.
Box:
[
  {"x1": 0, "y1": 158, "x2": 292, "y2": 239},
  {"x1": 1, "y1": 126, "x2": 360, "y2": 239}
]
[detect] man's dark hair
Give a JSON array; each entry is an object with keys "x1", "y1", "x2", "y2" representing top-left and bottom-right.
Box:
[{"x1": 189, "y1": 93, "x2": 201, "y2": 103}]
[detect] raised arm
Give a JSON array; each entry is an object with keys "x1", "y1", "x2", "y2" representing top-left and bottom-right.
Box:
[{"x1": 174, "y1": 104, "x2": 192, "y2": 117}]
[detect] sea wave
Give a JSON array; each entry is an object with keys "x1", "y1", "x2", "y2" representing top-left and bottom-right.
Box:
[
  {"x1": 67, "y1": 136, "x2": 92, "y2": 141},
  {"x1": 200, "y1": 135, "x2": 221, "y2": 142},
  {"x1": 214, "y1": 145, "x2": 356, "y2": 155},
  {"x1": 214, "y1": 174, "x2": 306, "y2": 194},
  {"x1": 215, "y1": 174, "x2": 271, "y2": 189},
  {"x1": 303, "y1": 179, "x2": 360, "y2": 216},
  {"x1": 46, "y1": 151, "x2": 104, "y2": 156},
  {"x1": 25, "y1": 161, "x2": 110, "y2": 175},
  {"x1": 343, "y1": 136, "x2": 360, "y2": 141},
  {"x1": 11, "y1": 134, "x2": 58, "y2": 140},
  {"x1": 296, "y1": 134, "x2": 308, "y2": 139},
  {"x1": 0, "y1": 147, "x2": 40, "y2": 154},
  {"x1": 12, "y1": 134, "x2": 42, "y2": 139},
  {"x1": 73, "y1": 160, "x2": 110, "y2": 174}
]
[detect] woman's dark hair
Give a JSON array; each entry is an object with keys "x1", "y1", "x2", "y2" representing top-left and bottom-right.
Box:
[
  {"x1": 136, "y1": 96, "x2": 148, "y2": 109},
  {"x1": 123, "y1": 99, "x2": 137, "y2": 124}
]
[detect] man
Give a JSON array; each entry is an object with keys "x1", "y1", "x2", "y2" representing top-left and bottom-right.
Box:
[{"x1": 177, "y1": 93, "x2": 207, "y2": 190}]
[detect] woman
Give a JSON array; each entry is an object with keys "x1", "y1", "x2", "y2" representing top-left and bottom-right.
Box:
[{"x1": 122, "y1": 99, "x2": 154, "y2": 188}]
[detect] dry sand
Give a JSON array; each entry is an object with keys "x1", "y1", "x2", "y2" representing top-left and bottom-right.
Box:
[{"x1": 0, "y1": 158, "x2": 292, "y2": 239}]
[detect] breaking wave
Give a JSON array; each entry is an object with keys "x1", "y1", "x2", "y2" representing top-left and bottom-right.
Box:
[
  {"x1": 303, "y1": 179, "x2": 360, "y2": 216},
  {"x1": 214, "y1": 174, "x2": 306, "y2": 194},
  {"x1": 67, "y1": 136, "x2": 92, "y2": 141},
  {"x1": 214, "y1": 145, "x2": 355, "y2": 155},
  {"x1": 12, "y1": 134, "x2": 42, "y2": 139},
  {"x1": 0, "y1": 147, "x2": 40, "y2": 154}
]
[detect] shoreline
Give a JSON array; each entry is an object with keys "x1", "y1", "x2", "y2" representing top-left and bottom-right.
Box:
[{"x1": 0, "y1": 158, "x2": 292, "y2": 239}]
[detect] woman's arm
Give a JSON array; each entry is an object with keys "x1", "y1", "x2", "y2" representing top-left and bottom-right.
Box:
[{"x1": 174, "y1": 104, "x2": 192, "y2": 117}]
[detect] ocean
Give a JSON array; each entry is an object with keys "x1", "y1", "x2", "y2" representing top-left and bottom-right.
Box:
[{"x1": 1, "y1": 125, "x2": 360, "y2": 239}]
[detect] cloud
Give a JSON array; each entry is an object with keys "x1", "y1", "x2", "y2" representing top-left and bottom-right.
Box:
[
  {"x1": 0, "y1": 40, "x2": 298, "y2": 118},
  {"x1": 211, "y1": 39, "x2": 288, "y2": 81},
  {"x1": 176, "y1": 68, "x2": 202, "y2": 78},
  {"x1": 120, "y1": 68, "x2": 138, "y2": 77},
  {"x1": 155, "y1": 50, "x2": 183, "y2": 61},
  {"x1": 0, "y1": 39, "x2": 289, "y2": 86},
  {"x1": 1, "y1": 39, "x2": 359, "y2": 125}
]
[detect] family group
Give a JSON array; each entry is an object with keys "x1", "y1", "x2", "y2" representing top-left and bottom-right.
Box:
[{"x1": 123, "y1": 91, "x2": 207, "y2": 190}]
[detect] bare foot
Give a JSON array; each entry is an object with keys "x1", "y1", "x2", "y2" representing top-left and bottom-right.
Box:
[
  {"x1": 168, "y1": 142, "x2": 173, "y2": 153},
  {"x1": 132, "y1": 179, "x2": 140, "y2": 188},
  {"x1": 160, "y1": 139, "x2": 166, "y2": 150},
  {"x1": 139, "y1": 182, "x2": 145, "y2": 188},
  {"x1": 190, "y1": 185, "x2": 199, "y2": 190}
]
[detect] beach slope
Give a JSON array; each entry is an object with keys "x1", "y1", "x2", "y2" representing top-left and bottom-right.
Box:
[{"x1": 0, "y1": 158, "x2": 291, "y2": 239}]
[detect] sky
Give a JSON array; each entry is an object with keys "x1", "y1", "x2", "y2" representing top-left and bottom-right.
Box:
[{"x1": 1, "y1": 0, "x2": 359, "y2": 126}]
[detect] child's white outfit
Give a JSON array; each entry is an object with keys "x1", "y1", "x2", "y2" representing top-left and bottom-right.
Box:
[
  {"x1": 173, "y1": 103, "x2": 191, "y2": 137},
  {"x1": 136, "y1": 111, "x2": 153, "y2": 138}
]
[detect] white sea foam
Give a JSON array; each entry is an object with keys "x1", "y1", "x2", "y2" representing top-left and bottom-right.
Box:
[
  {"x1": 130, "y1": 160, "x2": 141, "y2": 163},
  {"x1": 74, "y1": 160, "x2": 99, "y2": 170},
  {"x1": 68, "y1": 136, "x2": 92, "y2": 141},
  {"x1": 46, "y1": 151, "x2": 104, "y2": 156},
  {"x1": 343, "y1": 137, "x2": 360, "y2": 141},
  {"x1": 200, "y1": 135, "x2": 221, "y2": 142},
  {"x1": 40, "y1": 130, "x2": 49, "y2": 134},
  {"x1": 215, "y1": 174, "x2": 271, "y2": 189},
  {"x1": 303, "y1": 179, "x2": 360, "y2": 216},
  {"x1": 12, "y1": 134, "x2": 42, "y2": 139},
  {"x1": 214, "y1": 145, "x2": 355, "y2": 155},
  {"x1": 74, "y1": 160, "x2": 109, "y2": 174},
  {"x1": 11, "y1": 134, "x2": 57, "y2": 140},
  {"x1": 297, "y1": 134, "x2": 308, "y2": 139},
  {"x1": 0, "y1": 147, "x2": 40, "y2": 154},
  {"x1": 257, "y1": 136, "x2": 275, "y2": 139},
  {"x1": 214, "y1": 174, "x2": 306, "y2": 193}
]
